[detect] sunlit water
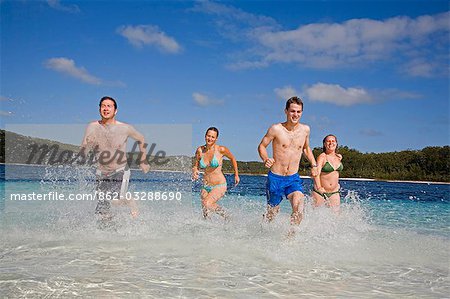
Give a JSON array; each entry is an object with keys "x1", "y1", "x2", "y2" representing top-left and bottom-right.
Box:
[{"x1": 1, "y1": 165, "x2": 449, "y2": 297}]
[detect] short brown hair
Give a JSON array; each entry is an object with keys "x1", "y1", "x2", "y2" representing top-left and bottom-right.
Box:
[
  {"x1": 99, "y1": 96, "x2": 117, "y2": 109},
  {"x1": 285, "y1": 96, "x2": 303, "y2": 110}
]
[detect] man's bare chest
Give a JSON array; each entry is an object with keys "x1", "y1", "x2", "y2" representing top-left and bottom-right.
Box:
[
  {"x1": 91, "y1": 126, "x2": 129, "y2": 150},
  {"x1": 275, "y1": 132, "x2": 306, "y2": 151}
]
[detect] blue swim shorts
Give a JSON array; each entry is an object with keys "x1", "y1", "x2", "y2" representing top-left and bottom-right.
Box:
[{"x1": 266, "y1": 171, "x2": 304, "y2": 207}]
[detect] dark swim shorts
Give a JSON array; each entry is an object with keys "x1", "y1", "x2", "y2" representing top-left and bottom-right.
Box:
[
  {"x1": 95, "y1": 168, "x2": 130, "y2": 215},
  {"x1": 266, "y1": 171, "x2": 304, "y2": 207}
]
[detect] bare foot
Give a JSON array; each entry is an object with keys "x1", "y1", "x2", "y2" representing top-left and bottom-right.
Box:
[
  {"x1": 286, "y1": 227, "x2": 296, "y2": 238},
  {"x1": 290, "y1": 212, "x2": 303, "y2": 225}
]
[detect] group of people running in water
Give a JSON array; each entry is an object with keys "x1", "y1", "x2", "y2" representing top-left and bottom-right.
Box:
[
  {"x1": 82, "y1": 96, "x2": 343, "y2": 226},
  {"x1": 192, "y1": 97, "x2": 343, "y2": 225}
]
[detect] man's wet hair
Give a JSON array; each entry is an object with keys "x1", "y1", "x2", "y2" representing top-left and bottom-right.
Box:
[
  {"x1": 99, "y1": 96, "x2": 117, "y2": 109},
  {"x1": 206, "y1": 127, "x2": 219, "y2": 138},
  {"x1": 285, "y1": 96, "x2": 303, "y2": 111}
]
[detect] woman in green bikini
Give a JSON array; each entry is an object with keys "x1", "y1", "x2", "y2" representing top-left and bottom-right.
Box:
[
  {"x1": 192, "y1": 127, "x2": 240, "y2": 219},
  {"x1": 312, "y1": 134, "x2": 343, "y2": 211}
]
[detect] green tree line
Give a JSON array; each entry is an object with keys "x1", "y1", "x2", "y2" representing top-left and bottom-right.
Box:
[{"x1": 221, "y1": 145, "x2": 450, "y2": 182}]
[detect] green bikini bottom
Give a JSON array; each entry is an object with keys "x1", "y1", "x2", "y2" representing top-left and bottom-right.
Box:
[
  {"x1": 202, "y1": 183, "x2": 227, "y2": 193},
  {"x1": 313, "y1": 188, "x2": 340, "y2": 199}
]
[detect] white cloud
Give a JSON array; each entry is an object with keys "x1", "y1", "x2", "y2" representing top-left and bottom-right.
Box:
[
  {"x1": 192, "y1": 92, "x2": 224, "y2": 107},
  {"x1": 117, "y1": 25, "x2": 182, "y2": 54},
  {"x1": 44, "y1": 57, "x2": 102, "y2": 85},
  {"x1": 226, "y1": 60, "x2": 268, "y2": 71},
  {"x1": 47, "y1": 0, "x2": 80, "y2": 13},
  {"x1": 274, "y1": 86, "x2": 299, "y2": 101},
  {"x1": 256, "y1": 11, "x2": 449, "y2": 70},
  {"x1": 305, "y1": 83, "x2": 373, "y2": 106},
  {"x1": 192, "y1": 0, "x2": 279, "y2": 39},
  {"x1": 195, "y1": 2, "x2": 449, "y2": 75},
  {"x1": 303, "y1": 82, "x2": 421, "y2": 106},
  {"x1": 402, "y1": 59, "x2": 435, "y2": 77}
]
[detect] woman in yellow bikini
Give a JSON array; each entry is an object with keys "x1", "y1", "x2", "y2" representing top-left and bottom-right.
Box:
[
  {"x1": 312, "y1": 134, "x2": 343, "y2": 211},
  {"x1": 192, "y1": 127, "x2": 240, "y2": 219}
]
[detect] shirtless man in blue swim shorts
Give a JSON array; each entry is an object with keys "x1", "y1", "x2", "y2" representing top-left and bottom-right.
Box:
[
  {"x1": 258, "y1": 96, "x2": 319, "y2": 225},
  {"x1": 81, "y1": 96, "x2": 150, "y2": 221}
]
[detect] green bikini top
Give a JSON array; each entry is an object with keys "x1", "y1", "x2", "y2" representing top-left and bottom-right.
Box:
[
  {"x1": 199, "y1": 152, "x2": 220, "y2": 169},
  {"x1": 321, "y1": 160, "x2": 343, "y2": 173}
]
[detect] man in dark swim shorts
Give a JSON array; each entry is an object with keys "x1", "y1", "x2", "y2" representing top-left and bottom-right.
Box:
[
  {"x1": 81, "y1": 96, "x2": 150, "y2": 221},
  {"x1": 94, "y1": 166, "x2": 130, "y2": 218}
]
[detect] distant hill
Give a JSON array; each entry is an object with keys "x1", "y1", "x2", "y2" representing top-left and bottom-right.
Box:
[
  {"x1": 1, "y1": 129, "x2": 449, "y2": 182},
  {"x1": 1, "y1": 130, "x2": 80, "y2": 165},
  {"x1": 0, "y1": 129, "x2": 191, "y2": 172}
]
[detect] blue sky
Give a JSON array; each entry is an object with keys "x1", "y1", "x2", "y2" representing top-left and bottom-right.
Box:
[{"x1": 1, "y1": 0, "x2": 449, "y2": 161}]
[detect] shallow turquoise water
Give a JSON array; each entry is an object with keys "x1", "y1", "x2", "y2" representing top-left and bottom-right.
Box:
[{"x1": 1, "y1": 165, "x2": 449, "y2": 297}]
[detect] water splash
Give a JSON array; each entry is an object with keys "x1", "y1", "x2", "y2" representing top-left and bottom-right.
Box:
[{"x1": 1, "y1": 166, "x2": 448, "y2": 297}]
